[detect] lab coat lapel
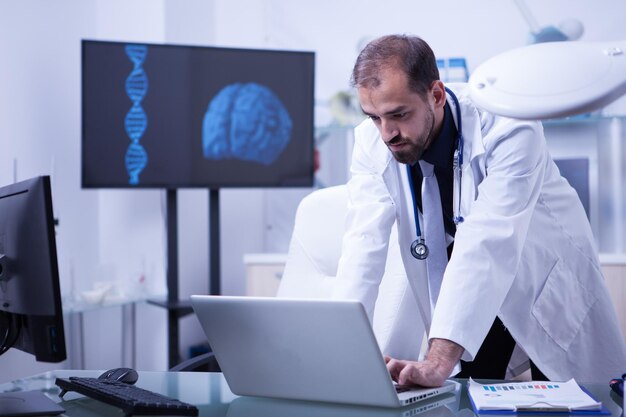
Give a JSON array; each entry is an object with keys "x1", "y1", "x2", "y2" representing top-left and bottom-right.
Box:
[
  {"x1": 364, "y1": 124, "x2": 433, "y2": 332},
  {"x1": 459, "y1": 108, "x2": 485, "y2": 219},
  {"x1": 446, "y1": 85, "x2": 485, "y2": 223},
  {"x1": 391, "y1": 162, "x2": 433, "y2": 332}
]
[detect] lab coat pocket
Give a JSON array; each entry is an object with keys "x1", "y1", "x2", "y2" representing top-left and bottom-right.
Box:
[{"x1": 531, "y1": 258, "x2": 598, "y2": 351}]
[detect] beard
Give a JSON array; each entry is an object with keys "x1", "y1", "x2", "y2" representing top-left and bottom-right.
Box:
[{"x1": 387, "y1": 108, "x2": 436, "y2": 165}]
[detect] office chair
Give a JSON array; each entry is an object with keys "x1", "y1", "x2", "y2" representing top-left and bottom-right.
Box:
[
  {"x1": 277, "y1": 185, "x2": 425, "y2": 361},
  {"x1": 169, "y1": 351, "x2": 221, "y2": 372}
]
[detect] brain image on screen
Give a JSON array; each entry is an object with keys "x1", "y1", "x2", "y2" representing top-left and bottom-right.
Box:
[{"x1": 202, "y1": 83, "x2": 292, "y2": 165}]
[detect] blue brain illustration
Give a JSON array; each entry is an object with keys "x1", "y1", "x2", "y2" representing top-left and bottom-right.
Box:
[{"x1": 202, "y1": 83, "x2": 292, "y2": 165}]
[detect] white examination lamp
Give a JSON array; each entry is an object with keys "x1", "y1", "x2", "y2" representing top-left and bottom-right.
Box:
[{"x1": 468, "y1": 40, "x2": 626, "y2": 119}]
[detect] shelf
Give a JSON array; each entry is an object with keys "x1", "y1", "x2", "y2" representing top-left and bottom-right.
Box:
[
  {"x1": 600, "y1": 253, "x2": 626, "y2": 266},
  {"x1": 542, "y1": 113, "x2": 626, "y2": 126},
  {"x1": 147, "y1": 298, "x2": 194, "y2": 319}
]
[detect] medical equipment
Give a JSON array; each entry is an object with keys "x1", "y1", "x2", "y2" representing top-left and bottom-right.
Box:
[
  {"x1": 436, "y1": 57, "x2": 469, "y2": 83},
  {"x1": 513, "y1": 0, "x2": 583, "y2": 44},
  {"x1": 469, "y1": 40, "x2": 626, "y2": 120},
  {"x1": 407, "y1": 88, "x2": 464, "y2": 260}
]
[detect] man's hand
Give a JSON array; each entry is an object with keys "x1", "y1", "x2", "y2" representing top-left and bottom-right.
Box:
[{"x1": 385, "y1": 338, "x2": 464, "y2": 387}]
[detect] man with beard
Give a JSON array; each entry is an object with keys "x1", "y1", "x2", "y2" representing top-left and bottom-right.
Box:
[{"x1": 332, "y1": 34, "x2": 626, "y2": 386}]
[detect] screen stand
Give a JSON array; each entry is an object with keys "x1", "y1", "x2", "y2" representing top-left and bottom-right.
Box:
[
  {"x1": 148, "y1": 189, "x2": 193, "y2": 369},
  {"x1": 209, "y1": 188, "x2": 220, "y2": 295},
  {"x1": 149, "y1": 188, "x2": 222, "y2": 369}
]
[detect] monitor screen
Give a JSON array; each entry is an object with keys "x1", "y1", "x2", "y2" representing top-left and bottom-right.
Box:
[
  {"x1": 0, "y1": 176, "x2": 66, "y2": 362},
  {"x1": 81, "y1": 40, "x2": 315, "y2": 188}
]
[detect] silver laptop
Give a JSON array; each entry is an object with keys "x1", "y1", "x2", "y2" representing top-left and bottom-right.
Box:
[
  {"x1": 226, "y1": 392, "x2": 458, "y2": 417},
  {"x1": 190, "y1": 295, "x2": 458, "y2": 408}
]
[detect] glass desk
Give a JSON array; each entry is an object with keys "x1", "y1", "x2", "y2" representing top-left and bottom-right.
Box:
[{"x1": 0, "y1": 370, "x2": 622, "y2": 417}]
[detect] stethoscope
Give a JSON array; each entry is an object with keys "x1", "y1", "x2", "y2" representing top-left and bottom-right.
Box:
[{"x1": 408, "y1": 87, "x2": 464, "y2": 260}]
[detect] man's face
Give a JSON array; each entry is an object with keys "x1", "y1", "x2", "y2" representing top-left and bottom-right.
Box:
[{"x1": 358, "y1": 67, "x2": 444, "y2": 165}]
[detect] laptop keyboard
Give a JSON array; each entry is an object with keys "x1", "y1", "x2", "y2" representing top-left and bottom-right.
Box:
[{"x1": 395, "y1": 384, "x2": 416, "y2": 393}]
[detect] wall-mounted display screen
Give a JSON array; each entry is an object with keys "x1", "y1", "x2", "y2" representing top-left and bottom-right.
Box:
[{"x1": 82, "y1": 40, "x2": 315, "y2": 188}]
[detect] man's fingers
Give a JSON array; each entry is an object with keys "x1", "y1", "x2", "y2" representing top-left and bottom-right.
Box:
[
  {"x1": 385, "y1": 357, "x2": 406, "y2": 382},
  {"x1": 386, "y1": 358, "x2": 447, "y2": 387},
  {"x1": 398, "y1": 364, "x2": 419, "y2": 386},
  {"x1": 399, "y1": 360, "x2": 448, "y2": 388},
  {"x1": 386, "y1": 356, "x2": 450, "y2": 387}
]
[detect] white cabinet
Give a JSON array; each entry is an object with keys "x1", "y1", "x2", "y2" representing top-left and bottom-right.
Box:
[{"x1": 243, "y1": 253, "x2": 287, "y2": 297}]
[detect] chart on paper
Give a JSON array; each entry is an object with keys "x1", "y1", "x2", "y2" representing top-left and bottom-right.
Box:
[{"x1": 468, "y1": 378, "x2": 602, "y2": 412}]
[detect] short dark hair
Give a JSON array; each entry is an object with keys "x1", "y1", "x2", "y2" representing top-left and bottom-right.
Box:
[{"x1": 351, "y1": 34, "x2": 440, "y2": 97}]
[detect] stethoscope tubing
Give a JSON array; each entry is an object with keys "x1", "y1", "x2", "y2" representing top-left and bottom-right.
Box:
[{"x1": 408, "y1": 87, "x2": 464, "y2": 260}]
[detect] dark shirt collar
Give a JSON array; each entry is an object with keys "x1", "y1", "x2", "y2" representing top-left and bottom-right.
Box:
[{"x1": 420, "y1": 101, "x2": 457, "y2": 168}]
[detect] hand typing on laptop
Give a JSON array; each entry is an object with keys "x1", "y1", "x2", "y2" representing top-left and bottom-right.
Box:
[
  {"x1": 192, "y1": 296, "x2": 458, "y2": 407},
  {"x1": 385, "y1": 338, "x2": 463, "y2": 387}
]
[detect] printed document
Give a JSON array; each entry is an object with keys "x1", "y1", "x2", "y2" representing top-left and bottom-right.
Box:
[{"x1": 468, "y1": 378, "x2": 602, "y2": 412}]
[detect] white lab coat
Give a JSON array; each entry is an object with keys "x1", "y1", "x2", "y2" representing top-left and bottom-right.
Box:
[{"x1": 333, "y1": 83, "x2": 626, "y2": 382}]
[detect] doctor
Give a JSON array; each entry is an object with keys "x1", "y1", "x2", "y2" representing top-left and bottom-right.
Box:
[{"x1": 332, "y1": 34, "x2": 626, "y2": 386}]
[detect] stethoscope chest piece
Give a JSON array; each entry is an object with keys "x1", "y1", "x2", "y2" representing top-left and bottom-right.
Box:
[{"x1": 410, "y1": 238, "x2": 429, "y2": 260}]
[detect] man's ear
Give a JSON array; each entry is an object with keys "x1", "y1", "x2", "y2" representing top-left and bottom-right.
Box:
[{"x1": 430, "y1": 80, "x2": 446, "y2": 109}]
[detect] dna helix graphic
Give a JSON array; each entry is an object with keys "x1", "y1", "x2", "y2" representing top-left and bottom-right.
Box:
[{"x1": 124, "y1": 44, "x2": 149, "y2": 185}]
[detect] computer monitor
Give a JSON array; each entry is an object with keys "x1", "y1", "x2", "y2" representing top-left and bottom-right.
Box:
[
  {"x1": 0, "y1": 175, "x2": 66, "y2": 362},
  {"x1": 81, "y1": 40, "x2": 315, "y2": 189}
]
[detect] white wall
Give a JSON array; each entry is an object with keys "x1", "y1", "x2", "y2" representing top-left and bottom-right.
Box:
[
  {"x1": 216, "y1": 0, "x2": 625, "y2": 99},
  {"x1": 1, "y1": 0, "x2": 626, "y2": 382},
  {"x1": 91, "y1": 0, "x2": 169, "y2": 374},
  {"x1": 0, "y1": 0, "x2": 99, "y2": 383}
]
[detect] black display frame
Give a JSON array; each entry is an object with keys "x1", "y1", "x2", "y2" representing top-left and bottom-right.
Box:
[{"x1": 81, "y1": 39, "x2": 315, "y2": 189}]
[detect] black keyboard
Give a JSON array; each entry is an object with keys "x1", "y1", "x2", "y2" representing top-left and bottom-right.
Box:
[{"x1": 55, "y1": 377, "x2": 198, "y2": 417}]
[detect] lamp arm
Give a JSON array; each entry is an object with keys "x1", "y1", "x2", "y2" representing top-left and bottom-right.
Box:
[{"x1": 512, "y1": 0, "x2": 541, "y2": 34}]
